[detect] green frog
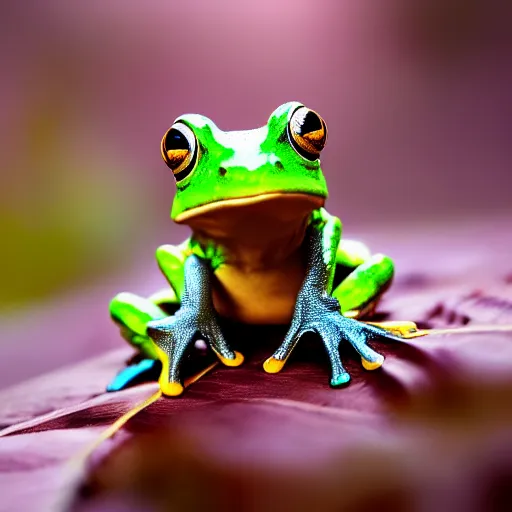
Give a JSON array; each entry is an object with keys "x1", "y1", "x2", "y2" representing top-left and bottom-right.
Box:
[{"x1": 107, "y1": 102, "x2": 410, "y2": 396}]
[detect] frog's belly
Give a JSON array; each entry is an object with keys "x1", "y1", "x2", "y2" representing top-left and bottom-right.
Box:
[{"x1": 211, "y1": 260, "x2": 306, "y2": 325}]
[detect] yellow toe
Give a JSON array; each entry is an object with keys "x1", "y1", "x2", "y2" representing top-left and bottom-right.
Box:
[
  {"x1": 263, "y1": 357, "x2": 286, "y2": 374},
  {"x1": 361, "y1": 357, "x2": 384, "y2": 371},
  {"x1": 160, "y1": 381, "x2": 184, "y2": 397},
  {"x1": 366, "y1": 320, "x2": 425, "y2": 338},
  {"x1": 217, "y1": 350, "x2": 244, "y2": 367}
]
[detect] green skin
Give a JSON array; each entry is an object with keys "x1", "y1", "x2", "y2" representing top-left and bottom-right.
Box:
[{"x1": 109, "y1": 102, "x2": 394, "y2": 390}]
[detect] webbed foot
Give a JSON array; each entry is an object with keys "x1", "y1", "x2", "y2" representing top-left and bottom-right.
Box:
[
  {"x1": 147, "y1": 255, "x2": 243, "y2": 396},
  {"x1": 263, "y1": 291, "x2": 402, "y2": 386},
  {"x1": 264, "y1": 221, "x2": 404, "y2": 386}
]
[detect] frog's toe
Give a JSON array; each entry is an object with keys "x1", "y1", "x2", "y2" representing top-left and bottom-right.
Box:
[
  {"x1": 316, "y1": 318, "x2": 353, "y2": 386},
  {"x1": 159, "y1": 380, "x2": 184, "y2": 397},
  {"x1": 215, "y1": 350, "x2": 244, "y2": 367},
  {"x1": 321, "y1": 317, "x2": 386, "y2": 384},
  {"x1": 147, "y1": 316, "x2": 195, "y2": 396},
  {"x1": 263, "y1": 356, "x2": 287, "y2": 374},
  {"x1": 106, "y1": 359, "x2": 161, "y2": 392},
  {"x1": 342, "y1": 329, "x2": 385, "y2": 371},
  {"x1": 361, "y1": 354, "x2": 384, "y2": 371},
  {"x1": 330, "y1": 373, "x2": 351, "y2": 387}
]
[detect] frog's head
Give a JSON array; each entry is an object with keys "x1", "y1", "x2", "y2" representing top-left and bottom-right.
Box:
[{"x1": 161, "y1": 102, "x2": 328, "y2": 229}]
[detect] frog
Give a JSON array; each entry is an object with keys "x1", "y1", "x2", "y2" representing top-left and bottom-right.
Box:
[{"x1": 107, "y1": 101, "x2": 410, "y2": 396}]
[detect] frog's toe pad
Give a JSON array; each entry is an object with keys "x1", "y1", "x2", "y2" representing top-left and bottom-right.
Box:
[
  {"x1": 217, "y1": 350, "x2": 244, "y2": 367},
  {"x1": 330, "y1": 373, "x2": 351, "y2": 387},
  {"x1": 106, "y1": 359, "x2": 161, "y2": 392},
  {"x1": 361, "y1": 354, "x2": 384, "y2": 371},
  {"x1": 263, "y1": 357, "x2": 286, "y2": 374},
  {"x1": 160, "y1": 381, "x2": 185, "y2": 397}
]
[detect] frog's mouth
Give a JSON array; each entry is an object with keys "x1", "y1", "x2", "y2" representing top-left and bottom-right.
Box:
[
  {"x1": 176, "y1": 192, "x2": 325, "y2": 267},
  {"x1": 174, "y1": 192, "x2": 325, "y2": 226}
]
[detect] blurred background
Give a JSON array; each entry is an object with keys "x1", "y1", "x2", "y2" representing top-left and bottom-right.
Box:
[{"x1": 0, "y1": 0, "x2": 511, "y2": 388}]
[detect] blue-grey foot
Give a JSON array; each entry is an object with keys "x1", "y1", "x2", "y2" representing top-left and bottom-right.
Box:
[
  {"x1": 147, "y1": 255, "x2": 243, "y2": 397},
  {"x1": 106, "y1": 359, "x2": 161, "y2": 392},
  {"x1": 264, "y1": 224, "x2": 404, "y2": 386},
  {"x1": 263, "y1": 293, "x2": 403, "y2": 386}
]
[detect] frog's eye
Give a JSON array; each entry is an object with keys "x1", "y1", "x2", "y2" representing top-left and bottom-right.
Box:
[
  {"x1": 161, "y1": 123, "x2": 198, "y2": 181},
  {"x1": 288, "y1": 107, "x2": 327, "y2": 161}
]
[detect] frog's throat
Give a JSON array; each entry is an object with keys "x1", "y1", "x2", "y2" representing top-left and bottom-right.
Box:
[{"x1": 174, "y1": 192, "x2": 325, "y2": 224}]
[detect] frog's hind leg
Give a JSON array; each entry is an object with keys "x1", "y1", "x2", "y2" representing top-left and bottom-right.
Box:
[
  {"x1": 110, "y1": 292, "x2": 171, "y2": 359},
  {"x1": 107, "y1": 242, "x2": 189, "y2": 392},
  {"x1": 107, "y1": 291, "x2": 179, "y2": 391},
  {"x1": 332, "y1": 240, "x2": 394, "y2": 319}
]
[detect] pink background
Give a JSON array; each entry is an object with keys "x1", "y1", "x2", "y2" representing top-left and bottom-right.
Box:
[{"x1": 1, "y1": 1, "x2": 511, "y2": 386}]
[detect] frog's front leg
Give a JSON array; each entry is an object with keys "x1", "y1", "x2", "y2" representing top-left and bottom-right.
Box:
[
  {"x1": 147, "y1": 255, "x2": 243, "y2": 397},
  {"x1": 263, "y1": 217, "x2": 403, "y2": 387}
]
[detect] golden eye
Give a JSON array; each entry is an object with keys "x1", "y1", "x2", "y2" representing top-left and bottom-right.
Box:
[
  {"x1": 161, "y1": 123, "x2": 198, "y2": 181},
  {"x1": 288, "y1": 107, "x2": 327, "y2": 161}
]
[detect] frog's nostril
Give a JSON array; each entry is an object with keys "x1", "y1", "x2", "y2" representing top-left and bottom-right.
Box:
[
  {"x1": 275, "y1": 161, "x2": 284, "y2": 170},
  {"x1": 219, "y1": 167, "x2": 227, "y2": 177}
]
